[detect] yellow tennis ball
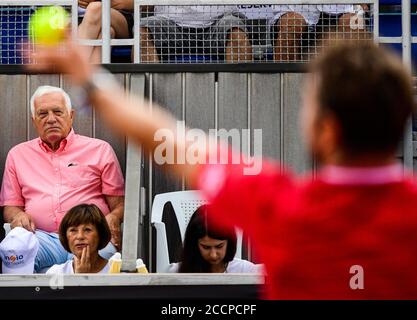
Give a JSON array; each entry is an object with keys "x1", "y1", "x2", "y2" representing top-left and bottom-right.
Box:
[{"x1": 29, "y1": 6, "x2": 69, "y2": 45}]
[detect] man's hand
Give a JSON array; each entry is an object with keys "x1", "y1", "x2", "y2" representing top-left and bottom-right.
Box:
[
  {"x1": 105, "y1": 195, "x2": 124, "y2": 250},
  {"x1": 73, "y1": 246, "x2": 92, "y2": 273},
  {"x1": 106, "y1": 213, "x2": 121, "y2": 250},
  {"x1": 10, "y1": 211, "x2": 36, "y2": 233}
]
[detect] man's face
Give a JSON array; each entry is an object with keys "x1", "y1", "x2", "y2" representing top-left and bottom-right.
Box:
[{"x1": 32, "y1": 92, "x2": 74, "y2": 149}]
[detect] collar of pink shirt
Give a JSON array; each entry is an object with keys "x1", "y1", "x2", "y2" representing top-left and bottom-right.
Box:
[
  {"x1": 37, "y1": 128, "x2": 75, "y2": 153},
  {"x1": 319, "y1": 163, "x2": 408, "y2": 185}
]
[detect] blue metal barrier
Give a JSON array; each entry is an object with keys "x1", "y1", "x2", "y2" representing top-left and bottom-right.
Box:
[
  {"x1": 111, "y1": 46, "x2": 132, "y2": 63},
  {"x1": 1, "y1": 6, "x2": 132, "y2": 64},
  {"x1": 0, "y1": 7, "x2": 32, "y2": 64},
  {"x1": 379, "y1": 1, "x2": 417, "y2": 64}
]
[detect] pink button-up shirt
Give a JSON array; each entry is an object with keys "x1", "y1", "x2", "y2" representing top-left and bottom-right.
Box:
[{"x1": 0, "y1": 129, "x2": 125, "y2": 232}]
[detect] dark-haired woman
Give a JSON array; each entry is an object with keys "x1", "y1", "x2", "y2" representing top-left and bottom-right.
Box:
[{"x1": 46, "y1": 204, "x2": 111, "y2": 274}]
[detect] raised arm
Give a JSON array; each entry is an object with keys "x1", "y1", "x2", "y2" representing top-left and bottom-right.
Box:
[{"x1": 28, "y1": 42, "x2": 204, "y2": 186}]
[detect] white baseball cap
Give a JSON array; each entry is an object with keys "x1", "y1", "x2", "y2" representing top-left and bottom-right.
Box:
[{"x1": 0, "y1": 227, "x2": 39, "y2": 274}]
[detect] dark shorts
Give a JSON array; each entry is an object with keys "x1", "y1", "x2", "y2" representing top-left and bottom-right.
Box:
[
  {"x1": 120, "y1": 10, "x2": 134, "y2": 38},
  {"x1": 316, "y1": 12, "x2": 345, "y2": 33}
]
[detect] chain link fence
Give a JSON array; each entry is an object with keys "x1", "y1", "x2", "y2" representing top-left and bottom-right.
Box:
[{"x1": 136, "y1": 3, "x2": 373, "y2": 63}]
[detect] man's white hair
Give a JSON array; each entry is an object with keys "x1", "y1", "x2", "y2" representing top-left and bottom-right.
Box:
[{"x1": 30, "y1": 86, "x2": 72, "y2": 118}]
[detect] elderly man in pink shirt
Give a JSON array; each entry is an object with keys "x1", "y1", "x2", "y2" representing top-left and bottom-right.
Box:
[{"x1": 0, "y1": 85, "x2": 125, "y2": 273}]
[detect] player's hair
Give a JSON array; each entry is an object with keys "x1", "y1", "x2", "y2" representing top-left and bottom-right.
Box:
[{"x1": 310, "y1": 42, "x2": 414, "y2": 155}]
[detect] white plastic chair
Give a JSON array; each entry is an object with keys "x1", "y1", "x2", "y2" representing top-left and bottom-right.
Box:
[{"x1": 151, "y1": 190, "x2": 243, "y2": 272}]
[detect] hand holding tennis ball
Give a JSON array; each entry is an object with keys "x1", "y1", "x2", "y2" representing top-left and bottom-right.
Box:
[{"x1": 29, "y1": 6, "x2": 70, "y2": 46}]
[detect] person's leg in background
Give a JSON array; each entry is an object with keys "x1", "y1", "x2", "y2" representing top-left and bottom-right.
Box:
[
  {"x1": 139, "y1": 26, "x2": 159, "y2": 62},
  {"x1": 138, "y1": 16, "x2": 181, "y2": 63},
  {"x1": 337, "y1": 8, "x2": 371, "y2": 41},
  {"x1": 212, "y1": 14, "x2": 252, "y2": 63},
  {"x1": 78, "y1": 1, "x2": 130, "y2": 63},
  {"x1": 226, "y1": 27, "x2": 253, "y2": 62},
  {"x1": 273, "y1": 12, "x2": 307, "y2": 62},
  {"x1": 34, "y1": 230, "x2": 70, "y2": 273},
  {"x1": 98, "y1": 241, "x2": 117, "y2": 260},
  {"x1": 316, "y1": 5, "x2": 371, "y2": 43}
]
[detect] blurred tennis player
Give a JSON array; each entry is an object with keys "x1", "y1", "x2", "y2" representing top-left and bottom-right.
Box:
[{"x1": 28, "y1": 39, "x2": 417, "y2": 299}]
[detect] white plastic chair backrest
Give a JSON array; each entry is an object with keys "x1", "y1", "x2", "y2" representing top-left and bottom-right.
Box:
[
  {"x1": 151, "y1": 190, "x2": 243, "y2": 272},
  {"x1": 151, "y1": 190, "x2": 208, "y2": 242}
]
